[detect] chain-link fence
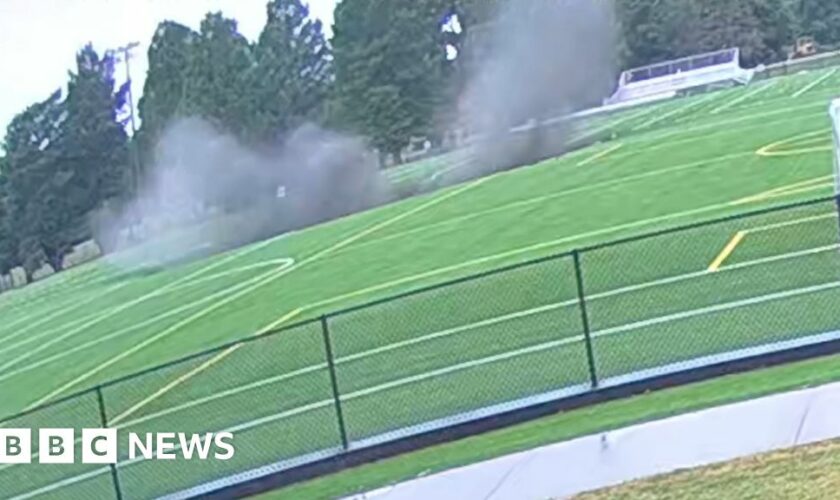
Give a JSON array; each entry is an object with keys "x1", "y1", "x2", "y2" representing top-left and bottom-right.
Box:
[{"x1": 3, "y1": 196, "x2": 840, "y2": 499}]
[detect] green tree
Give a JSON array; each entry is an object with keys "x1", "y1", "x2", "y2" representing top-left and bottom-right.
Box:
[
  {"x1": 797, "y1": 0, "x2": 840, "y2": 47},
  {"x1": 615, "y1": 0, "x2": 686, "y2": 68},
  {"x1": 184, "y1": 12, "x2": 255, "y2": 137},
  {"x1": 677, "y1": 0, "x2": 792, "y2": 67},
  {"x1": 615, "y1": 0, "x2": 793, "y2": 68},
  {"x1": 0, "y1": 156, "x2": 15, "y2": 273},
  {"x1": 332, "y1": 0, "x2": 452, "y2": 163},
  {"x1": 245, "y1": 0, "x2": 332, "y2": 142},
  {"x1": 3, "y1": 90, "x2": 67, "y2": 272},
  {"x1": 137, "y1": 21, "x2": 198, "y2": 156},
  {"x1": 2, "y1": 46, "x2": 129, "y2": 271}
]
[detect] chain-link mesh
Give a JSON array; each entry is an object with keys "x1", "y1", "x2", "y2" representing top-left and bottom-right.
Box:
[
  {"x1": 328, "y1": 254, "x2": 589, "y2": 444},
  {"x1": 0, "y1": 391, "x2": 116, "y2": 499},
  {"x1": 102, "y1": 319, "x2": 339, "y2": 499},
  {"x1": 4, "y1": 197, "x2": 840, "y2": 498},
  {"x1": 583, "y1": 199, "x2": 840, "y2": 382}
]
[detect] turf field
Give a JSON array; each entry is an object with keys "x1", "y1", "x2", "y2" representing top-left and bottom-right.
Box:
[{"x1": 2, "y1": 67, "x2": 840, "y2": 498}]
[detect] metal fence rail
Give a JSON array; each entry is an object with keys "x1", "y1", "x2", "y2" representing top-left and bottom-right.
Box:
[{"x1": 2, "y1": 195, "x2": 840, "y2": 499}]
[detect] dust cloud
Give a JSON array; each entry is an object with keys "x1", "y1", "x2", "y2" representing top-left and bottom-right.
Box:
[
  {"x1": 451, "y1": 0, "x2": 617, "y2": 180},
  {"x1": 94, "y1": 118, "x2": 389, "y2": 270}
]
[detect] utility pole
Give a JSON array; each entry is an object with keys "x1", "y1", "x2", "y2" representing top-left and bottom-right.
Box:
[{"x1": 113, "y1": 42, "x2": 141, "y2": 194}]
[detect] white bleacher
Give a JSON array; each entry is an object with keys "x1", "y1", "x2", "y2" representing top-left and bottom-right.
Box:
[{"x1": 606, "y1": 48, "x2": 755, "y2": 106}]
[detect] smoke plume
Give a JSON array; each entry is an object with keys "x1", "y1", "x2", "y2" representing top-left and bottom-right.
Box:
[
  {"x1": 451, "y1": 0, "x2": 617, "y2": 180},
  {"x1": 95, "y1": 118, "x2": 389, "y2": 270}
]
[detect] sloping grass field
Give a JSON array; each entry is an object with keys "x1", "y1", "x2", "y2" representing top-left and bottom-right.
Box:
[
  {"x1": 577, "y1": 437, "x2": 840, "y2": 500},
  {"x1": 2, "y1": 67, "x2": 840, "y2": 498}
]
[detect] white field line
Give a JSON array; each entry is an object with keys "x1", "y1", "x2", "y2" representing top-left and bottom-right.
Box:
[
  {"x1": 0, "y1": 262, "x2": 299, "y2": 386},
  {"x1": 625, "y1": 100, "x2": 827, "y2": 153},
  {"x1": 111, "y1": 347, "x2": 238, "y2": 425},
  {"x1": 306, "y1": 190, "x2": 779, "y2": 313},
  {"x1": 793, "y1": 68, "x2": 839, "y2": 98},
  {"x1": 0, "y1": 256, "x2": 295, "y2": 368},
  {"x1": 0, "y1": 256, "x2": 296, "y2": 376},
  {"x1": 26, "y1": 178, "x2": 490, "y2": 408},
  {"x1": 749, "y1": 213, "x2": 837, "y2": 234},
  {"x1": 339, "y1": 151, "x2": 756, "y2": 257},
  {"x1": 710, "y1": 80, "x2": 779, "y2": 115},
  {"x1": 0, "y1": 257, "x2": 296, "y2": 363},
  {"x1": 0, "y1": 280, "x2": 131, "y2": 345},
  {"x1": 358, "y1": 110, "x2": 829, "y2": 257},
  {"x1": 109, "y1": 307, "x2": 305, "y2": 426},
  {"x1": 111, "y1": 243, "x2": 840, "y2": 432},
  {"x1": 12, "y1": 274, "x2": 840, "y2": 500},
  {"x1": 0, "y1": 234, "x2": 286, "y2": 322},
  {"x1": 0, "y1": 182, "x2": 493, "y2": 389},
  {"x1": 5, "y1": 177, "x2": 826, "y2": 404},
  {"x1": 633, "y1": 93, "x2": 720, "y2": 131},
  {"x1": 165, "y1": 258, "x2": 296, "y2": 291},
  {"x1": 0, "y1": 238, "x2": 284, "y2": 374},
  {"x1": 4, "y1": 244, "x2": 837, "y2": 481},
  {"x1": 25, "y1": 260, "x2": 313, "y2": 408},
  {"x1": 570, "y1": 104, "x2": 662, "y2": 142},
  {"x1": 98, "y1": 182, "x2": 490, "y2": 422}
]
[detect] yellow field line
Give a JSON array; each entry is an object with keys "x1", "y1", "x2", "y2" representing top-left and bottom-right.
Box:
[
  {"x1": 792, "y1": 68, "x2": 839, "y2": 98},
  {"x1": 733, "y1": 176, "x2": 834, "y2": 204},
  {"x1": 576, "y1": 143, "x2": 623, "y2": 167},
  {"x1": 110, "y1": 307, "x2": 304, "y2": 425},
  {"x1": 708, "y1": 231, "x2": 746, "y2": 272},
  {"x1": 32, "y1": 178, "x2": 490, "y2": 411},
  {"x1": 736, "y1": 183, "x2": 834, "y2": 205},
  {"x1": 755, "y1": 129, "x2": 831, "y2": 158},
  {"x1": 761, "y1": 183, "x2": 834, "y2": 198}
]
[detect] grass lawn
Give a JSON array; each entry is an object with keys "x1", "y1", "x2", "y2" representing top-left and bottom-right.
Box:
[
  {"x1": 1, "y1": 67, "x2": 840, "y2": 498},
  {"x1": 577, "y1": 432, "x2": 840, "y2": 499}
]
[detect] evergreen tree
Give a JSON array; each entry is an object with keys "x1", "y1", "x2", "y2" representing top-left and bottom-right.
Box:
[
  {"x1": 137, "y1": 21, "x2": 198, "y2": 156},
  {"x1": 246, "y1": 0, "x2": 332, "y2": 142},
  {"x1": 2, "y1": 46, "x2": 129, "y2": 271},
  {"x1": 184, "y1": 12, "x2": 255, "y2": 137},
  {"x1": 0, "y1": 156, "x2": 15, "y2": 273},
  {"x1": 798, "y1": 0, "x2": 840, "y2": 47},
  {"x1": 3, "y1": 90, "x2": 67, "y2": 272},
  {"x1": 332, "y1": 0, "x2": 452, "y2": 163}
]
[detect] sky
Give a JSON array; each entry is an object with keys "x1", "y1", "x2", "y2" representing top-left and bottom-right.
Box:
[{"x1": 0, "y1": 0, "x2": 339, "y2": 137}]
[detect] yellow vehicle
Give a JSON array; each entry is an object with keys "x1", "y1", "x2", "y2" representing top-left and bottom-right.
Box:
[{"x1": 790, "y1": 36, "x2": 818, "y2": 59}]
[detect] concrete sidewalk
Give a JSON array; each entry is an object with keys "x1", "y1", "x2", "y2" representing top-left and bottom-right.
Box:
[{"x1": 349, "y1": 380, "x2": 840, "y2": 500}]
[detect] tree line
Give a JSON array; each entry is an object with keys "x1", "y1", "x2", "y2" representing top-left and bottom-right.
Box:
[{"x1": 0, "y1": 0, "x2": 838, "y2": 275}]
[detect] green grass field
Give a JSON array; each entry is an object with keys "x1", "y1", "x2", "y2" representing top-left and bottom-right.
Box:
[{"x1": 2, "y1": 67, "x2": 840, "y2": 499}]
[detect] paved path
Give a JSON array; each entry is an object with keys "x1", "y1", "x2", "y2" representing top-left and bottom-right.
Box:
[{"x1": 349, "y1": 380, "x2": 840, "y2": 499}]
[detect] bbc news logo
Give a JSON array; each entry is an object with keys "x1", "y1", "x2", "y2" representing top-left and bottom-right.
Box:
[{"x1": 0, "y1": 429, "x2": 234, "y2": 464}]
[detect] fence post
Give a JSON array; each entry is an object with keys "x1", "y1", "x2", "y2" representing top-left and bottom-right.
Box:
[
  {"x1": 321, "y1": 315, "x2": 350, "y2": 450},
  {"x1": 835, "y1": 194, "x2": 840, "y2": 237},
  {"x1": 95, "y1": 386, "x2": 123, "y2": 500},
  {"x1": 572, "y1": 250, "x2": 598, "y2": 388}
]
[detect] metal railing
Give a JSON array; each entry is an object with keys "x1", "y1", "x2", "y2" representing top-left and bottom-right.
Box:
[{"x1": 3, "y1": 195, "x2": 840, "y2": 499}]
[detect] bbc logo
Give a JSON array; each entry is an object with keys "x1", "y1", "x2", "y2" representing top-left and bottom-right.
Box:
[
  {"x1": 0, "y1": 429, "x2": 117, "y2": 464},
  {"x1": 1, "y1": 429, "x2": 235, "y2": 464}
]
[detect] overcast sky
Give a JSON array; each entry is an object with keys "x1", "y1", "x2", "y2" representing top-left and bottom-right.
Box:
[{"x1": 0, "y1": 0, "x2": 338, "y2": 137}]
